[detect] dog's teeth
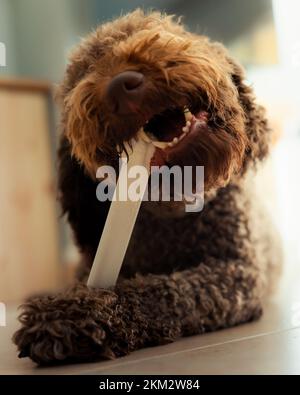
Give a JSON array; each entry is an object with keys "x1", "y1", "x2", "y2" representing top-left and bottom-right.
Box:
[
  {"x1": 173, "y1": 137, "x2": 178, "y2": 144},
  {"x1": 168, "y1": 142, "x2": 174, "y2": 147},
  {"x1": 184, "y1": 109, "x2": 193, "y2": 122},
  {"x1": 186, "y1": 121, "x2": 191, "y2": 127},
  {"x1": 182, "y1": 126, "x2": 189, "y2": 133}
]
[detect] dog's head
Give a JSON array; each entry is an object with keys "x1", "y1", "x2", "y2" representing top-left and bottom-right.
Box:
[{"x1": 57, "y1": 9, "x2": 270, "y2": 194}]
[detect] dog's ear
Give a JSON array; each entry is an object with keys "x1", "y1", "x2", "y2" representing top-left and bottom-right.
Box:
[
  {"x1": 55, "y1": 30, "x2": 110, "y2": 176},
  {"x1": 58, "y1": 74, "x2": 104, "y2": 177},
  {"x1": 228, "y1": 58, "x2": 271, "y2": 172}
]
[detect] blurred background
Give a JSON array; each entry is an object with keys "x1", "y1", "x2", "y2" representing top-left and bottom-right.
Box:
[{"x1": 0, "y1": 0, "x2": 299, "y2": 302}]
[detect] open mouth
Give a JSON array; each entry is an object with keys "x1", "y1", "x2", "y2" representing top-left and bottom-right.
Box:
[{"x1": 141, "y1": 107, "x2": 208, "y2": 150}]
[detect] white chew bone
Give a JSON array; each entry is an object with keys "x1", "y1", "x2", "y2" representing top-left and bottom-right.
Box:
[
  {"x1": 87, "y1": 131, "x2": 155, "y2": 289},
  {"x1": 87, "y1": 108, "x2": 194, "y2": 289}
]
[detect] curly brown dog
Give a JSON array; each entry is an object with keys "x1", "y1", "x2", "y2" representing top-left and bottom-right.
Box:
[{"x1": 13, "y1": 9, "x2": 282, "y2": 364}]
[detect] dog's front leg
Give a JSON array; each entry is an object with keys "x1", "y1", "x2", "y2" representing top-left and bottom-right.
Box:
[{"x1": 13, "y1": 256, "x2": 263, "y2": 365}]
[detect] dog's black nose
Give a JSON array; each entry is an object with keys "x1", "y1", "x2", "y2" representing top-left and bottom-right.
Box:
[{"x1": 106, "y1": 71, "x2": 145, "y2": 114}]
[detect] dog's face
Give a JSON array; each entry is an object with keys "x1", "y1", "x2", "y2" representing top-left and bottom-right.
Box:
[{"x1": 58, "y1": 9, "x2": 269, "y2": 195}]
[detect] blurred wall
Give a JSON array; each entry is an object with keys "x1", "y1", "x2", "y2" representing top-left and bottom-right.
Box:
[
  {"x1": 89, "y1": 0, "x2": 272, "y2": 44},
  {"x1": 11, "y1": 0, "x2": 71, "y2": 81},
  {"x1": 0, "y1": 0, "x2": 91, "y2": 81},
  {"x1": 0, "y1": 0, "x2": 17, "y2": 75},
  {"x1": 0, "y1": 0, "x2": 274, "y2": 82}
]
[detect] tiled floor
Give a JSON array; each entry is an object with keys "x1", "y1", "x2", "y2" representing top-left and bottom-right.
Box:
[
  {"x1": 0, "y1": 265, "x2": 299, "y2": 375},
  {"x1": 0, "y1": 138, "x2": 300, "y2": 374}
]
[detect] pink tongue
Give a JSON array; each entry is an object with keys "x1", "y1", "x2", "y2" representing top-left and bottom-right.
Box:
[{"x1": 194, "y1": 111, "x2": 208, "y2": 122}]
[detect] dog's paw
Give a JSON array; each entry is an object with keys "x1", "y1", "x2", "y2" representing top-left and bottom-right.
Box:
[{"x1": 12, "y1": 283, "x2": 123, "y2": 364}]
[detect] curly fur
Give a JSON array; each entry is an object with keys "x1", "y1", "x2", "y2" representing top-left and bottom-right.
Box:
[{"x1": 13, "y1": 9, "x2": 281, "y2": 365}]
